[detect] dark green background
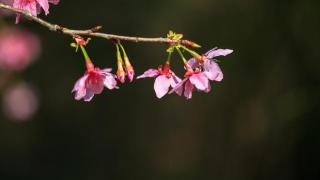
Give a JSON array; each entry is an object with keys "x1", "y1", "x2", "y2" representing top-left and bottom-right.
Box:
[{"x1": 1, "y1": 0, "x2": 320, "y2": 179}]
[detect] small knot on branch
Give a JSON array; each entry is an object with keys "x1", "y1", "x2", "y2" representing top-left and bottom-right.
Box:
[
  {"x1": 51, "y1": 24, "x2": 63, "y2": 32},
  {"x1": 90, "y1": 25, "x2": 103, "y2": 33}
]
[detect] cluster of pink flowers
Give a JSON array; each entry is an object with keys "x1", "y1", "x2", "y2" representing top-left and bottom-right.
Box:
[
  {"x1": 1, "y1": 1, "x2": 234, "y2": 101},
  {"x1": 140, "y1": 48, "x2": 233, "y2": 99},
  {"x1": 71, "y1": 35, "x2": 233, "y2": 102}
]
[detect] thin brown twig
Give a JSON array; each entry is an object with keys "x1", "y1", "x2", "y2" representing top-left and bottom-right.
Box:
[{"x1": 0, "y1": 3, "x2": 182, "y2": 44}]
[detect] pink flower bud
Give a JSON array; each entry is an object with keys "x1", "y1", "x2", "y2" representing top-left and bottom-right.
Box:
[
  {"x1": 182, "y1": 40, "x2": 201, "y2": 48},
  {"x1": 74, "y1": 36, "x2": 87, "y2": 46},
  {"x1": 117, "y1": 63, "x2": 126, "y2": 84},
  {"x1": 124, "y1": 57, "x2": 135, "y2": 82}
]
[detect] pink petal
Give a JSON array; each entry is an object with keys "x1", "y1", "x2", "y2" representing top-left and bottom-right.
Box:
[
  {"x1": 206, "y1": 48, "x2": 233, "y2": 59},
  {"x1": 48, "y1": 0, "x2": 60, "y2": 5},
  {"x1": 184, "y1": 80, "x2": 194, "y2": 99},
  {"x1": 72, "y1": 74, "x2": 87, "y2": 92},
  {"x1": 154, "y1": 75, "x2": 171, "y2": 98},
  {"x1": 168, "y1": 78, "x2": 188, "y2": 95},
  {"x1": 137, "y1": 68, "x2": 159, "y2": 79},
  {"x1": 100, "y1": 68, "x2": 112, "y2": 74},
  {"x1": 204, "y1": 83, "x2": 211, "y2": 93},
  {"x1": 85, "y1": 72, "x2": 105, "y2": 94},
  {"x1": 36, "y1": 0, "x2": 49, "y2": 15},
  {"x1": 14, "y1": 0, "x2": 38, "y2": 15},
  {"x1": 170, "y1": 73, "x2": 183, "y2": 96},
  {"x1": 73, "y1": 75, "x2": 88, "y2": 100},
  {"x1": 127, "y1": 68, "x2": 135, "y2": 82},
  {"x1": 203, "y1": 60, "x2": 224, "y2": 81},
  {"x1": 104, "y1": 75, "x2": 118, "y2": 90},
  {"x1": 83, "y1": 89, "x2": 94, "y2": 102},
  {"x1": 15, "y1": 14, "x2": 21, "y2": 24},
  {"x1": 187, "y1": 58, "x2": 199, "y2": 69},
  {"x1": 88, "y1": 82, "x2": 104, "y2": 94},
  {"x1": 189, "y1": 73, "x2": 209, "y2": 91}
]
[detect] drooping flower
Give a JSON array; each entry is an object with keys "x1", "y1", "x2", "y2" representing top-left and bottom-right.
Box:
[
  {"x1": 171, "y1": 48, "x2": 233, "y2": 99},
  {"x1": 13, "y1": 0, "x2": 60, "y2": 23},
  {"x1": 137, "y1": 63, "x2": 182, "y2": 98},
  {"x1": 72, "y1": 65, "x2": 118, "y2": 102},
  {"x1": 0, "y1": 27, "x2": 40, "y2": 71},
  {"x1": 71, "y1": 37, "x2": 118, "y2": 102}
]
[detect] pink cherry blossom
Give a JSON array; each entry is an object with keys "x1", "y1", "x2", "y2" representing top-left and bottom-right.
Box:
[
  {"x1": 13, "y1": 0, "x2": 60, "y2": 23},
  {"x1": 173, "y1": 65, "x2": 210, "y2": 100},
  {"x1": 171, "y1": 48, "x2": 233, "y2": 99},
  {"x1": 72, "y1": 67, "x2": 118, "y2": 102},
  {"x1": 137, "y1": 63, "x2": 182, "y2": 98},
  {"x1": 0, "y1": 27, "x2": 40, "y2": 71}
]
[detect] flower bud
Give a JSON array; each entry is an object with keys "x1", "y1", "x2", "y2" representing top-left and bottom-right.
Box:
[
  {"x1": 124, "y1": 56, "x2": 135, "y2": 82},
  {"x1": 116, "y1": 48, "x2": 126, "y2": 83},
  {"x1": 91, "y1": 25, "x2": 103, "y2": 32},
  {"x1": 117, "y1": 64, "x2": 126, "y2": 84},
  {"x1": 74, "y1": 36, "x2": 87, "y2": 46},
  {"x1": 182, "y1": 40, "x2": 201, "y2": 48}
]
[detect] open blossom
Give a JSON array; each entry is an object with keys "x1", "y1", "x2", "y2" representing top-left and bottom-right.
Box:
[
  {"x1": 13, "y1": 0, "x2": 60, "y2": 23},
  {"x1": 72, "y1": 64, "x2": 118, "y2": 102},
  {"x1": 137, "y1": 63, "x2": 182, "y2": 98},
  {"x1": 0, "y1": 27, "x2": 40, "y2": 71},
  {"x1": 172, "y1": 48, "x2": 233, "y2": 99}
]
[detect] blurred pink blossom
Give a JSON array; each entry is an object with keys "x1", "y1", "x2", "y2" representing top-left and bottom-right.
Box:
[
  {"x1": 2, "y1": 82, "x2": 38, "y2": 122},
  {"x1": 0, "y1": 27, "x2": 40, "y2": 71}
]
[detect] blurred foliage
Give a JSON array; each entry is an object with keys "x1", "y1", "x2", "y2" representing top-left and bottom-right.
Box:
[{"x1": 0, "y1": 0, "x2": 320, "y2": 179}]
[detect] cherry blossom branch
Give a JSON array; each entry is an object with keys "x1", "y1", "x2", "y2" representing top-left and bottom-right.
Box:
[{"x1": 0, "y1": 2, "x2": 183, "y2": 44}]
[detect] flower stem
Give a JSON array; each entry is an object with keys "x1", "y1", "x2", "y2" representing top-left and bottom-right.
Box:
[
  {"x1": 118, "y1": 43, "x2": 128, "y2": 58},
  {"x1": 79, "y1": 45, "x2": 92, "y2": 63},
  {"x1": 181, "y1": 46, "x2": 202, "y2": 60},
  {"x1": 166, "y1": 51, "x2": 173, "y2": 64},
  {"x1": 115, "y1": 44, "x2": 124, "y2": 65},
  {"x1": 79, "y1": 45, "x2": 94, "y2": 70},
  {"x1": 176, "y1": 47, "x2": 188, "y2": 64}
]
